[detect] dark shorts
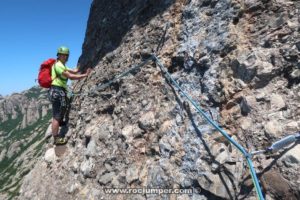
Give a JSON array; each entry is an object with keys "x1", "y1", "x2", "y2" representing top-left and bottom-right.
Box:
[{"x1": 48, "y1": 86, "x2": 68, "y2": 121}]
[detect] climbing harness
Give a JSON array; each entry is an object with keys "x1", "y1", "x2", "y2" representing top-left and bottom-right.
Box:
[{"x1": 70, "y1": 54, "x2": 266, "y2": 199}]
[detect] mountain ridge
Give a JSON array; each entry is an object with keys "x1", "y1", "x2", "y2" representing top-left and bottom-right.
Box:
[
  {"x1": 1, "y1": 0, "x2": 299, "y2": 199},
  {"x1": 0, "y1": 86, "x2": 51, "y2": 200}
]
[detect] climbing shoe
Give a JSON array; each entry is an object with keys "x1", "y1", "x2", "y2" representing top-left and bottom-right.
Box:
[{"x1": 54, "y1": 136, "x2": 68, "y2": 145}]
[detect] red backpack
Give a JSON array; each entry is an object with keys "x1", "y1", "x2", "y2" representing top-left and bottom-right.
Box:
[{"x1": 38, "y1": 58, "x2": 56, "y2": 88}]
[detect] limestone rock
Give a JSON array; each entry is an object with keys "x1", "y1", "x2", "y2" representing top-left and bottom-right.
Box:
[
  {"x1": 197, "y1": 172, "x2": 235, "y2": 199},
  {"x1": 98, "y1": 172, "x2": 116, "y2": 185},
  {"x1": 138, "y1": 111, "x2": 156, "y2": 131},
  {"x1": 7, "y1": 141, "x2": 22, "y2": 158},
  {"x1": 66, "y1": 182, "x2": 80, "y2": 194},
  {"x1": 85, "y1": 139, "x2": 98, "y2": 157},
  {"x1": 126, "y1": 164, "x2": 140, "y2": 184},
  {"x1": 290, "y1": 69, "x2": 300, "y2": 79},
  {"x1": 0, "y1": 148, "x2": 7, "y2": 162},
  {"x1": 44, "y1": 148, "x2": 57, "y2": 164},
  {"x1": 44, "y1": 125, "x2": 52, "y2": 139},
  {"x1": 284, "y1": 121, "x2": 299, "y2": 133},
  {"x1": 240, "y1": 117, "x2": 252, "y2": 130},
  {"x1": 94, "y1": 121, "x2": 113, "y2": 142},
  {"x1": 80, "y1": 158, "x2": 97, "y2": 178},
  {"x1": 121, "y1": 124, "x2": 143, "y2": 143},
  {"x1": 280, "y1": 146, "x2": 300, "y2": 167},
  {"x1": 261, "y1": 170, "x2": 298, "y2": 200},
  {"x1": 270, "y1": 94, "x2": 286, "y2": 111},
  {"x1": 264, "y1": 120, "x2": 282, "y2": 137},
  {"x1": 239, "y1": 96, "x2": 257, "y2": 116}
]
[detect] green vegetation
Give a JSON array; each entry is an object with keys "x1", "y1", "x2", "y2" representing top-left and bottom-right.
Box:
[
  {"x1": 6, "y1": 178, "x2": 22, "y2": 200},
  {"x1": 0, "y1": 112, "x2": 51, "y2": 199},
  {"x1": 33, "y1": 139, "x2": 47, "y2": 157},
  {"x1": 10, "y1": 113, "x2": 50, "y2": 143},
  {"x1": 0, "y1": 85, "x2": 51, "y2": 199},
  {"x1": 0, "y1": 86, "x2": 47, "y2": 135},
  {"x1": 0, "y1": 113, "x2": 50, "y2": 179},
  {"x1": 0, "y1": 111, "x2": 22, "y2": 135},
  {"x1": 24, "y1": 86, "x2": 46, "y2": 99}
]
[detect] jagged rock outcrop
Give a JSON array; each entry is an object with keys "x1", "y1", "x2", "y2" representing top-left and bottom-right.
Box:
[
  {"x1": 19, "y1": 0, "x2": 300, "y2": 200},
  {"x1": 0, "y1": 86, "x2": 51, "y2": 128},
  {"x1": 0, "y1": 86, "x2": 51, "y2": 199}
]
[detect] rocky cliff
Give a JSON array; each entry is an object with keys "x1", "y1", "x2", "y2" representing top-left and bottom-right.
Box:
[
  {"x1": 18, "y1": 0, "x2": 300, "y2": 200},
  {"x1": 0, "y1": 86, "x2": 50, "y2": 127},
  {"x1": 0, "y1": 86, "x2": 51, "y2": 200}
]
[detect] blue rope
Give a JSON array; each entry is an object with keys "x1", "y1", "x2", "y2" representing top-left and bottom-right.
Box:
[
  {"x1": 153, "y1": 55, "x2": 265, "y2": 200},
  {"x1": 70, "y1": 54, "x2": 264, "y2": 199}
]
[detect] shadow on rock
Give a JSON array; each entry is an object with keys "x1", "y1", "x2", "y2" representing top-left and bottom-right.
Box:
[{"x1": 79, "y1": 0, "x2": 176, "y2": 70}]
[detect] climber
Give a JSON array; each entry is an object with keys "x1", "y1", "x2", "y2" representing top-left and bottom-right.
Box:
[{"x1": 49, "y1": 46, "x2": 92, "y2": 145}]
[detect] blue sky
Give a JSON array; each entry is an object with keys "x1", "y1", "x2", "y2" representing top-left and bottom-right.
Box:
[{"x1": 0, "y1": 0, "x2": 92, "y2": 96}]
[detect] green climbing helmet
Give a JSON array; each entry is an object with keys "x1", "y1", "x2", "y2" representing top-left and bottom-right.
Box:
[{"x1": 57, "y1": 46, "x2": 70, "y2": 55}]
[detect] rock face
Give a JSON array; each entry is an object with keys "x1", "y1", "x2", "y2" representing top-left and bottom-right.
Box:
[{"x1": 19, "y1": 1, "x2": 300, "y2": 200}]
